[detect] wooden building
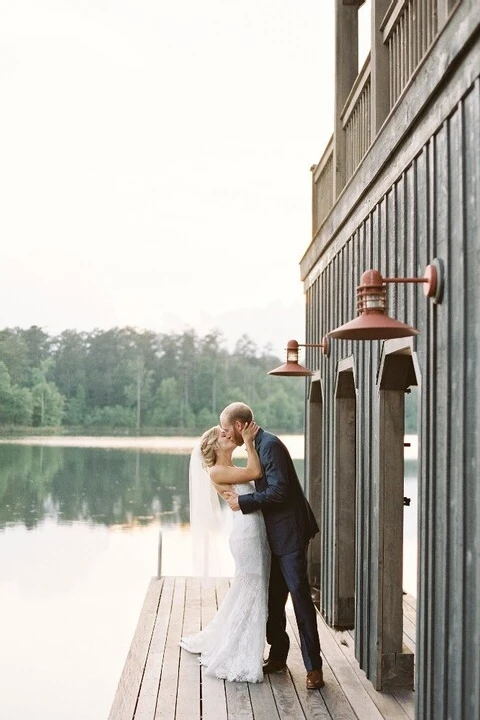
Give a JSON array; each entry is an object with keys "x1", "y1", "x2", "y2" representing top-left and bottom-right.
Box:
[{"x1": 300, "y1": 1, "x2": 479, "y2": 718}]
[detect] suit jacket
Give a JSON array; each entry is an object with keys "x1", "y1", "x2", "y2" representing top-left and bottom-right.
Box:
[{"x1": 238, "y1": 428, "x2": 319, "y2": 556}]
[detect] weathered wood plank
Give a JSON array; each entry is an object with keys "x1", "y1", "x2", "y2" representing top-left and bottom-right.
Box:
[
  {"x1": 402, "y1": 593, "x2": 416, "y2": 613},
  {"x1": 108, "y1": 577, "x2": 164, "y2": 720},
  {"x1": 176, "y1": 577, "x2": 201, "y2": 720},
  {"x1": 200, "y1": 580, "x2": 228, "y2": 720},
  {"x1": 268, "y1": 667, "x2": 306, "y2": 720},
  {"x1": 134, "y1": 577, "x2": 176, "y2": 719},
  {"x1": 324, "y1": 626, "x2": 411, "y2": 719},
  {"x1": 390, "y1": 689, "x2": 415, "y2": 720},
  {"x1": 133, "y1": 578, "x2": 175, "y2": 718},
  {"x1": 110, "y1": 577, "x2": 419, "y2": 720},
  {"x1": 402, "y1": 616, "x2": 416, "y2": 653},
  {"x1": 287, "y1": 605, "x2": 357, "y2": 720},
  {"x1": 285, "y1": 616, "x2": 332, "y2": 719},
  {"x1": 311, "y1": 606, "x2": 387, "y2": 720},
  {"x1": 248, "y1": 679, "x2": 281, "y2": 720},
  {"x1": 225, "y1": 682, "x2": 254, "y2": 720},
  {"x1": 153, "y1": 577, "x2": 186, "y2": 720}
]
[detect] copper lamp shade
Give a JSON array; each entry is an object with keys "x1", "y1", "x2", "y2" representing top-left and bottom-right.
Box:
[
  {"x1": 330, "y1": 311, "x2": 419, "y2": 340},
  {"x1": 329, "y1": 261, "x2": 443, "y2": 341},
  {"x1": 268, "y1": 338, "x2": 330, "y2": 377}
]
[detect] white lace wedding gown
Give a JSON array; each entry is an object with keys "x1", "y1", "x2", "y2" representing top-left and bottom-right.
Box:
[{"x1": 179, "y1": 482, "x2": 271, "y2": 683}]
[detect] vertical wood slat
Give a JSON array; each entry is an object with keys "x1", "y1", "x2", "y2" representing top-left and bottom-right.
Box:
[
  {"x1": 462, "y1": 78, "x2": 480, "y2": 717},
  {"x1": 461, "y1": 77, "x2": 480, "y2": 720},
  {"x1": 385, "y1": 0, "x2": 442, "y2": 109},
  {"x1": 309, "y1": 5, "x2": 480, "y2": 718},
  {"x1": 343, "y1": 76, "x2": 372, "y2": 183},
  {"x1": 430, "y1": 120, "x2": 449, "y2": 720},
  {"x1": 312, "y1": 140, "x2": 334, "y2": 236},
  {"x1": 445, "y1": 98, "x2": 465, "y2": 720},
  {"x1": 418, "y1": 132, "x2": 436, "y2": 720}
]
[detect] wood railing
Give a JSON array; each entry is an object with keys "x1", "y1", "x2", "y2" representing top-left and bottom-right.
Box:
[
  {"x1": 311, "y1": 0, "x2": 457, "y2": 235},
  {"x1": 341, "y1": 55, "x2": 372, "y2": 183},
  {"x1": 382, "y1": 0, "x2": 439, "y2": 107},
  {"x1": 312, "y1": 136, "x2": 334, "y2": 236}
]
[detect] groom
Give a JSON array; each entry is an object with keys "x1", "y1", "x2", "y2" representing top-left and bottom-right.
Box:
[{"x1": 220, "y1": 402, "x2": 324, "y2": 690}]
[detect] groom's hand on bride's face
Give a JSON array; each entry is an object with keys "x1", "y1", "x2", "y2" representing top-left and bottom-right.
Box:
[{"x1": 224, "y1": 491, "x2": 240, "y2": 512}]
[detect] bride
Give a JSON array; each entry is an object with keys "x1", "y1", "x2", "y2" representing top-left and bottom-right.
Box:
[{"x1": 179, "y1": 421, "x2": 270, "y2": 683}]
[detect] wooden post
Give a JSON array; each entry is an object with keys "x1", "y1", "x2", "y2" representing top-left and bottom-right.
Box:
[
  {"x1": 334, "y1": 0, "x2": 359, "y2": 198},
  {"x1": 371, "y1": 0, "x2": 391, "y2": 133},
  {"x1": 333, "y1": 368, "x2": 356, "y2": 628},
  {"x1": 307, "y1": 380, "x2": 323, "y2": 593},
  {"x1": 373, "y1": 347, "x2": 416, "y2": 690}
]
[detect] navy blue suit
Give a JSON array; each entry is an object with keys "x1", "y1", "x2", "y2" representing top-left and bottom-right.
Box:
[{"x1": 238, "y1": 428, "x2": 322, "y2": 671}]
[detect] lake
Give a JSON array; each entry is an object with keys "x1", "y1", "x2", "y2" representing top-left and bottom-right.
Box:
[{"x1": 0, "y1": 436, "x2": 417, "y2": 719}]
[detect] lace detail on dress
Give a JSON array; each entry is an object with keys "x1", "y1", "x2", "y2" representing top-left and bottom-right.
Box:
[{"x1": 180, "y1": 483, "x2": 271, "y2": 683}]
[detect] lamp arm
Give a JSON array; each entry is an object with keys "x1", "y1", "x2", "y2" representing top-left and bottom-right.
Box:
[
  {"x1": 383, "y1": 261, "x2": 441, "y2": 301},
  {"x1": 383, "y1": 277, "x2": 428, "y2": 284},
  {"x1": 297, "y1": 336, "x2": 330, "y2": 357}
]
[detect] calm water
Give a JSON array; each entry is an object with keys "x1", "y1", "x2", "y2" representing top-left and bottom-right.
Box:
[
  {"x1": 0, "y1": 444, "x2": 198, "y2": 720},
  {"x1": 0, "y1": 441, "x2": 416, "y2": 720}
]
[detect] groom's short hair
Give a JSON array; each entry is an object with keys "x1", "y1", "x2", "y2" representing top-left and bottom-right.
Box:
[{"x1": 221, "y1": 402, "x2": 253, "y2": 424}]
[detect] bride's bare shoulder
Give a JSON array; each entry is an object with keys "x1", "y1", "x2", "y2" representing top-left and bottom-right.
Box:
[{"x1": 209, "y1": 464, "x2": 229, "y2": 483}]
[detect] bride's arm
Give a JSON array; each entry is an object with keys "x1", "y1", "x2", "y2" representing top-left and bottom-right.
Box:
[{"x1": 209, "y1": 422, "x2": 262, "y2": 485}]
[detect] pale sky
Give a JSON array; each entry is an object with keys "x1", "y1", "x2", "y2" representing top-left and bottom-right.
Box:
[{"x1": 0, "y1": 1, "x2": 368, "y2": 356}]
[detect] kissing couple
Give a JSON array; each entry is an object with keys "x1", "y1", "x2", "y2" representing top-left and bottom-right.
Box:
[{"x1": 179, "y1": 402, "x2": 324, "y2": 690}]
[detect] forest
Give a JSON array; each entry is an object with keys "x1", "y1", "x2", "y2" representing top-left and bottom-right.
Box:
[
  {"x1": 0, "y1": 325, "x2": 307, "y2": 434},
  {"x1": 0, "y1": 325, "x2": 419, "y2": 435}
]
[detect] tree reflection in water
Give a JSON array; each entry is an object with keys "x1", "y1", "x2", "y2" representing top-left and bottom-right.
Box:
[{"x1": 0, "y1": 445, "x2": 193, "y2": 530}]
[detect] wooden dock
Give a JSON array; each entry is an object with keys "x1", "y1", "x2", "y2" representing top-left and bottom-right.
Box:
[{"x1": 108, "y1": 577, "x2": 415, "y2": 720}]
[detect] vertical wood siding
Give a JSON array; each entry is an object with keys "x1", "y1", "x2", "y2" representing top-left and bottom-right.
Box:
[{"x1": 306, "y1": 78, "x2": 480, "y2": 718}]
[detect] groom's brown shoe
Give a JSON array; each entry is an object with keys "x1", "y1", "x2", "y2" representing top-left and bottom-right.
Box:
[
  {"x1": 306, "y1": 668, "x2": 324, "y2": 689},
  {"x1": 263, "y1": 659, "x2": 287, "y2": 674}
]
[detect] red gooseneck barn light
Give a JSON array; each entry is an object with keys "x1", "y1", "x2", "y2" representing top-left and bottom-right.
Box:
[
  {"x1": 328, "y1": 260, "x2": 444, "y2": 341},
  {"x1": 268, "y1": 338, "x2": 330, "y2": 377}
]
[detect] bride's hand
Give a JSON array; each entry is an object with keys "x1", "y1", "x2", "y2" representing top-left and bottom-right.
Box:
[{"x1": 241, "y1": 421, "x2": 259, "y2": 444}]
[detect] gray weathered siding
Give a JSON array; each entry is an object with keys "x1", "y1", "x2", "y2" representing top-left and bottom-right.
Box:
[{"x1": 302, "y1": 2, "x2": 480, "y2": 715}]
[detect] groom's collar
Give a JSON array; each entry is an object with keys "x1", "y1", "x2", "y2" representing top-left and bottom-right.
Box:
[{"x1": 255, "y1": 427, "x2": 265, "y2": 447}]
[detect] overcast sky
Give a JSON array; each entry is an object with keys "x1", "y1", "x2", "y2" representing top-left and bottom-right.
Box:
[{"x1": 0, "y1": 1, "x2": 369, "y2": 356}]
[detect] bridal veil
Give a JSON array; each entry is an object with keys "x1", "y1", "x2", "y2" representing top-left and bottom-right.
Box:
[{"x1": 189, "y1": 444, "x2": 232, "y2": 577}]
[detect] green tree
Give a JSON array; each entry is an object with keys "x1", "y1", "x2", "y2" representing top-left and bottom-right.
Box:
[
  {"x1": 0, "y1": 328, "x2": 30, "y2": 386},
  {"x1": 20, "y1": 326, "x2": 52, "y2": 377},
  {"x1": 31, "y1": 360, "x2": 65, "y2": 426},
  {"x1": 52, "y1": 329, "x2": 87, "y2": 396},
  {"x1": 0, "y1": 361, "x2": 33, "y2": 425},
  {"x1": 151, "y1": 378, "x2": 185, "y2": 428}
]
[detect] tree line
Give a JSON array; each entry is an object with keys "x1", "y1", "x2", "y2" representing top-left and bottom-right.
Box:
[{"x1": 0, "y1": 326, "x2": 306, "y2": 433}]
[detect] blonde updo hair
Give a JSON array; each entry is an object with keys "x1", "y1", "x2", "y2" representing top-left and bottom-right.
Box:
[{"x1": 200, "y1": 425, "x2": 221, "y2": 468}]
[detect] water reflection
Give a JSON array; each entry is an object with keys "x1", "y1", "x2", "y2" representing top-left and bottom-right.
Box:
[
  {"x1": 1, "y1": 439, "x2": 414, "y2": 720},
  {"x1": 0, "y1": 445, "x2": 194, "y2": 530}
]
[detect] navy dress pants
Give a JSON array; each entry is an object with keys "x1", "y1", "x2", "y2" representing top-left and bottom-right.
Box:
[{"x1": 266, "y1": 545, "x2": 322, "y2": 672}]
